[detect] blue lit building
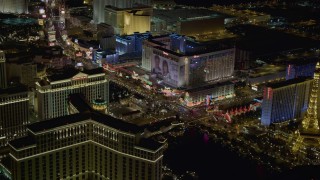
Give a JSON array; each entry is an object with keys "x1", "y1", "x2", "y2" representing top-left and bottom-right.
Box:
[
  {"x1": 116, "y1": 32, "x2": 151, "y2": 55},
  {"x1": 93, "y1": 49, "x2": 104, "y2": 63},
  {"x1": 261, "y1": 77, "x2": 312, "y2": 126},
  {"x1": 286, "y1": 61, "x2": 316, "y2": 80},
  {"x1": 92, "y1": 49, "x2": 119, "y2": 66},
  {"x1": 169, "y1": 33, "x2": 186, "y2": 53}
]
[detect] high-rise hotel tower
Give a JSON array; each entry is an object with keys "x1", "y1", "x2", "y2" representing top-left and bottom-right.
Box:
[
  {"x1": 261, "y1": 77, "x2": 312, "y2": 126},
  {"x1": 0, "y1": 51, "x2": 30, "y2": 148},
  {"x1": 36, "y1": 67, "x2": 108, "y2": 120},
  {"x1": 0, "y1": 86, "x2": 29, "y2": 147},
  {"x1": 93, "y1": 0, "x2": 153, "y2": 23},
  {"x1": 3, "y1": 94, "x2": 164, "y2": 180}
]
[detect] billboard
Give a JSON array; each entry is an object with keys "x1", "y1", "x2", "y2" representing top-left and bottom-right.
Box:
[{"x1": 152, "y1": 54, "x2": 178, "y2": 87}]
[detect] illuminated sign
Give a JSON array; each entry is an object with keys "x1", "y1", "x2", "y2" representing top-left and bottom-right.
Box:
[
  {"x1": 163, "y1": 51, "x2": 169, "y2": 56},
  {"x1": 76, "y1": 62, "x2": 83, "y2": 67},
  {"x1": 72, "y1": 76, "x2": 87, "y2": 80},
  {"x1": 75, "y1": 51, "x2": 83, "y2": 57},
  {"x1": 251, "y1": 85, "x2": 258, "y2": 91},
  {"x1": 38, "y1": 19, "x2": 44, "y2": 26},
  {"x1": 61, "y1": 9, "x2": 65, "y2": 14},
  {"x1": 48, "y1": 42, "x2": 55, "y2": 46},
  {"x1": 48, "y1": 31, "x2": 56, "y2": 42},
  {"x1": 39, "y1": 9, "x2": 45, "y2": 14}
]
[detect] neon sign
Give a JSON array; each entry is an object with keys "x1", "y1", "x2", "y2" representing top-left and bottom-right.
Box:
[{"x1": 163, "y1": 51, "x2": 169, "y2": 56}]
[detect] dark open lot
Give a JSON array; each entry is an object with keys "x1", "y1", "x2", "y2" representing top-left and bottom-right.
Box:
[{"x1": 228, "y1": 25, "x2": 320, "y2": 58}]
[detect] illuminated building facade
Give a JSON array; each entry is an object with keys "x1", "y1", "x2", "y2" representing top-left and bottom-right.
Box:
[
  {"x1": 302, "y1": 62, "x2": 320, "y2": 132},
  {"x1": 116, "y1": 32, "x2": 151, "y2": 55},
  {"x1": 92, "y1": 49, "x2": 119, "y2": 66},
  {"x1": 286, "y1": 62, "x2": 316, "y2": 80},
  {"x1": 5, "y1": 98, "x2": 163, "y2": 180},
  {"x1": 185, "y1": 81, "x2": 234, "y2": 106},
  {"x1": 0, "y1": 86, "x2": 29, "y2": 147},
  {"x1": 152, "y1": 8, "x2": 230, "y2": 36},
  {"x1": 0, "y1": 51, "x2": 7, "y2": 89},
  {"x1": 93, "y1": 0, "x2": 153, "y2": 23},
  {"x1": 92, "y1": 98, "x2": 108, "y2": 113},
  {"x1": 104, "y1": 6, "x2": 152, "y2": 35},
  {"x1": 36, "y1": 67, "x2": 108, "y2": 120},
  {"x1": 0, "y1": 0, "x2": 28, "y2": 14},
  {"x1": 93, "y1": 49, "x2": 105, "y2": 64},
  {"x1": 261, "y1": 77, "x2": 312, "y2": 126},
  {"x1": 142, "y1": 34, "x2": 235, "y2": 88}
]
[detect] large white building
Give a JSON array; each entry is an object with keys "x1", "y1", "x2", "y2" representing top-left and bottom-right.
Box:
[
  {"x1": 3, "y1": 95, "x2": 164, "y2": 180},
  {"x1": 93, "y1": 0, "x2": 152, "y2": 23},
  {"x1": 104, "y1": 6, "x2": 152, "y2": 35},
  {"x1": 0, "y1": 0, "x2": 28, "y2": 14},
  {"x1": 36, "y1": 67, "x2": 108, "y2": 120},
  {"x1": 142, "y1": 34, "x2": 235, "y2": 88}
]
